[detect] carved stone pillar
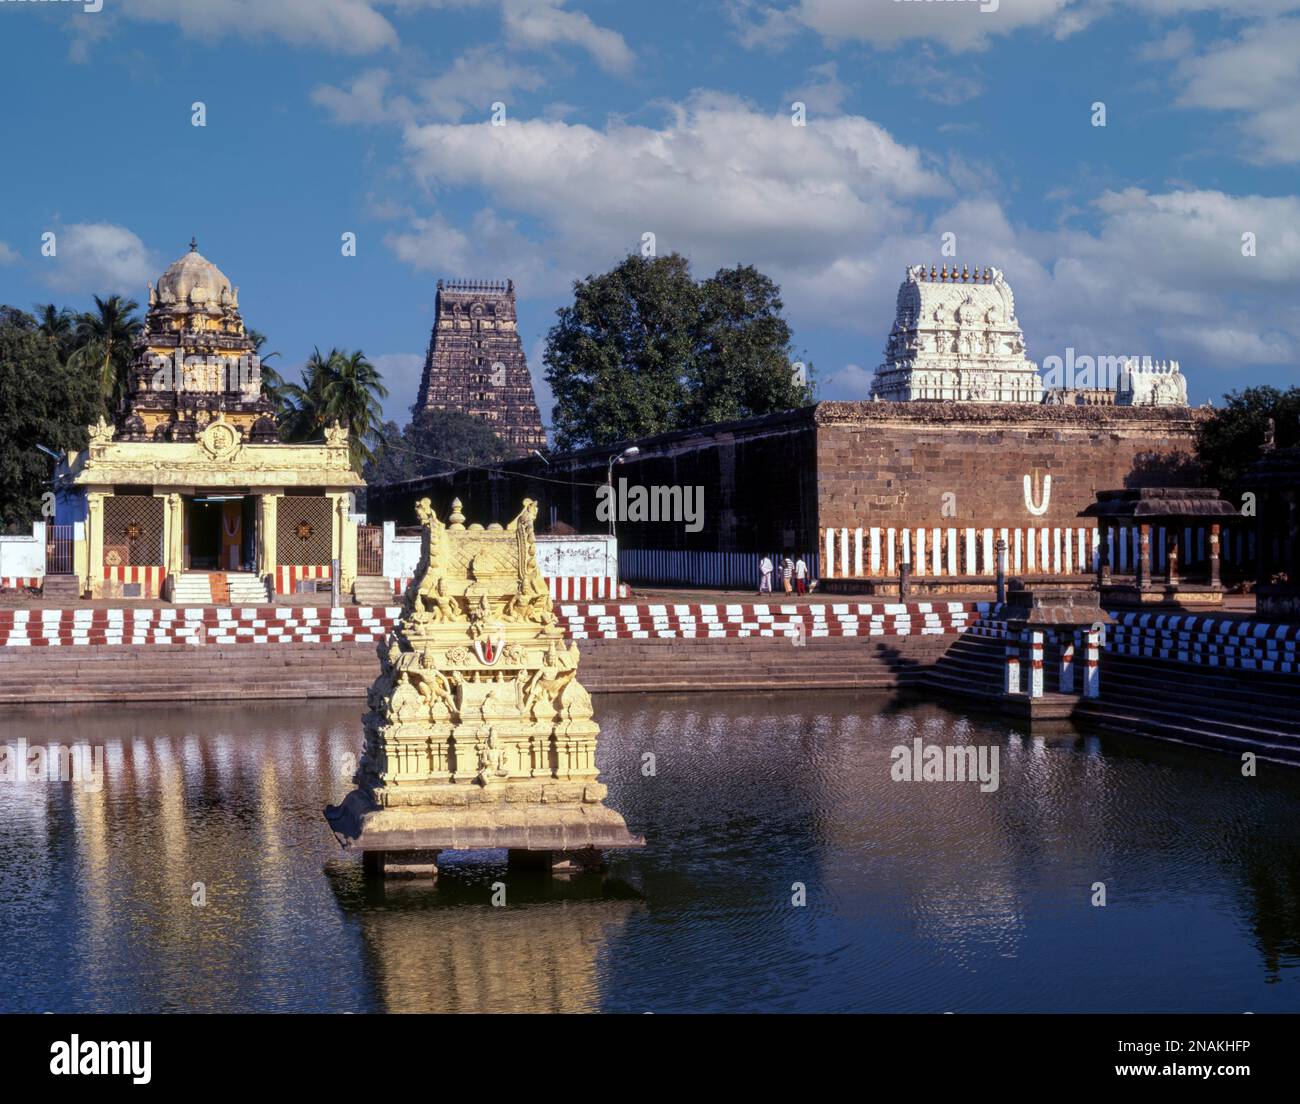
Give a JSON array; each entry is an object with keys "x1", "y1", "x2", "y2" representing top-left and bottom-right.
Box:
[
  {"x1": 86, "y1": 492, "x2": 105, "y2": 599},
  {"x1": 164, "y1": 494, "x2": 184, "y2": 580},
  {"x1": 1209, "y1": 522, "x2": 1221, "y2": 588},
  {"x1": 1167, "y1": 527, "x2": 1180, "y2": 587},
  {"x1": 1098, "y1": 520, "x2": 1112, "y2": 586},
  {"x1": 333, "y1": 492, "x2": 357, "y2": 596},
  {"x1": 258, "y1": 493, "x2": 279, "y2": 584},
  {"x1": 1137, "y1": 523, "x2": 1151, "y2": 591}
]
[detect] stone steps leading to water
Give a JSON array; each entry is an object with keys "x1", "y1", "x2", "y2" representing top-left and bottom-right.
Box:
[{"x1": 0, "y1": 634, "x2": 949, "y2": 703}]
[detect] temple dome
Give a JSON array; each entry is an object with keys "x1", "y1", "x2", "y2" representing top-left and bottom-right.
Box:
[{"x1": 155, "y1": 245, "x2": 234, "y2": 306}]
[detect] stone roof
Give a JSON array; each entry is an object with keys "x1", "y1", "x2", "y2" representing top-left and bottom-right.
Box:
[{"x1": 1080, "y1": 487, "x2": 1239, "y2": 520}]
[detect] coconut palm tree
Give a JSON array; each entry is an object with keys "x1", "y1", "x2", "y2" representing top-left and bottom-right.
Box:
[
  {"x1": 277, "y1": 347, "x2": 387, "y2": 468},
  {"x1": 33, "y1": 303, "x2": 75, "y2": 362},
  {"x1": 246, "y1": 326, "x2": 289, "y2": 419},
  {"x1": 278, "y1": 346, "x2": 337, "y2": 443},
  {"x1": 320, "y1": 349, "x2": 388, "y2": 468},
  {"x1": 70, "y1": 294, "x2": 142, "y2": 415}
]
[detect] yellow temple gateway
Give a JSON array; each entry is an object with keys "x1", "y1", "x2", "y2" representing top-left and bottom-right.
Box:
[
  {"x1": 325, "y1": 496, "x2": 644, "y2": 876},
  {"x1": 53, "y1": 242, "x2": 363, "y2": 601}
]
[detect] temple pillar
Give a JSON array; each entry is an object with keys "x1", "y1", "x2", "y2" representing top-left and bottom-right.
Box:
[
  {"x1": 1003, "y1": 637, "x2": 1021, "y2": 695},
  {"x1": 1097, "y1": 520, "x2": 1111, "y2": 587},
  {"x1": 85, "y1": 491, "x2": 105, "y2": 599},
  {"x1": 1209, "y1": 522, "x2": 1222, "y2": 588},
  {"x1": 1059, "y1": 632, "x2": 1075, "y2": 693},
  {"x1": 333, "y1": 492, "x2": 357, "y2": 597},
  {"x1": 1028, "y1": 631, "x2": 1044, "y2": 699},
  {"x1": 1137, "y1": 524, "x2": 1152, "y2": 591},
  {"x1": 258, "y1": 493, "x2": 279, "y2": 588},
  {"x1": 163, "y1": 493, "x2": 184, "y2": 580},
  {"x1": 1167, "y1": 527, "x2": 1180, "y2": 587},
  {"x1": 1083, "y1": 627, "x2": 1101, "y2": 699}
]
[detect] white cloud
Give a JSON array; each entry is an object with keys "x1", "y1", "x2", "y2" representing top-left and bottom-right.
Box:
[
  {"x1": 502, "y1": 0, "x2": 634, "y2": 73},
  {"x1": 825, "y1": 362, "x2": 873, "y2": 397},
  {"x1": 385, "y1": 209, "x2": 563, "y2": 293},
  {"x1": 1138, "y1": 26, "x2": 1194, "y2": 62},
  {"x1": 314, "y1": 50, "x2": 549, "y2": 125},
  {"x1": 313, "y1": 69, "x2": 414, "y2": 125},
  {"x1": 369, "y1": 94, "x2": 1299, "y2": 392},
  {"x1": 745, "y1": 0, "x2": 1074, "y2": 53},
  {"x1": 41, "y1": 223, "x2": 155, "y2": 296},
  {"x1": 1173, "y1": 18, "x2": 1300, "y2": 164},
  {"x1": 784, "y1": 61, "x2": 850, "y2": 113},
  {"x1": 371, "y1": 352, "x2": 427, "y2": 420},
  {"x1": 740, "y1": 0, "x2": 1300, "y2": 54},
  {"x1": 110, "y1": 0, "x2": 400, "y2": 54},
  {"x1": 0, "y1": 242, "x2": 18, "y2": 266},
  {"x1": 398, "y1": 93, "x2": 948, "y2": 279}
]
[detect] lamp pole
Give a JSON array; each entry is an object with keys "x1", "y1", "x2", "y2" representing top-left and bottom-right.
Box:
[{"x1": 605, "y1": 446, "x2": 640, "y2": 539}]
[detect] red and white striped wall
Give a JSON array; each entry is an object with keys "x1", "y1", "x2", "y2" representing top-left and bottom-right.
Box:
[
  {"x1": 556, "y1": 600, "x2": 981, "y2": 640},
  {"x1": 103, "y1": 565, "x2": 165, "y2": 597},
  {"x1": 387, "y1": 575, "x2": 629, "y2": 600},
  {"x1": 0, "y1": 600, "x2": 984, "y2": 648},
  {"x1": 0, "y1": 577, "x2": 41, "y2": 590},
  {"x1": 275, "y1": 564, "x2": 331, "y2": 595}
]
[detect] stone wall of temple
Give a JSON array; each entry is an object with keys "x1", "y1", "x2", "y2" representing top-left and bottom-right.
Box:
[
  {"x1": 814, "y1": 402, "x2": 1206, "y2": 532},
  {"x1": 367, "y1": 408, "x2": 821, "y2": 558},
  {"x1": 368, "y1": 401, "x2": 1208, "y2": 585}
]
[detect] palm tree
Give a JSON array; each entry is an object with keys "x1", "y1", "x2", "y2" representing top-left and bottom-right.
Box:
[
  {"x1": 278, "y1": 346, "x2": 337, "y2": 443},
  {"x1": 246, "y1": 327, "x2": 290, "y2": 421},
  {"x1": 70, "y1": 295, "x2": 142, "y2": 415},
  {"x1": 320, "y1": 349, "x2": 388, "y2": 468},
  {"x1": 33, "y1": 303, "x2": 75, "y2": 362},
  {"x1": 278, "y1": 347, "x2": 387, "y2": 468}
]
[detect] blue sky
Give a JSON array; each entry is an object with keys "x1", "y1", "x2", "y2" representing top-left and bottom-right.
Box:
[{"x1": 1, "y1": 0, "x2": 1296, "y2": 430}]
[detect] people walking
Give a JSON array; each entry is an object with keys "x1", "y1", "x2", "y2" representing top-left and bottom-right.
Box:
[
  {"x1": 759, "y1": 555, "x2": 774, "y2": 594},
  {"x1": 794, "y1": 555, "x2": 808, "y2": 595},
  {"x1": 782, "y1": 556, "x2": 794, "y2": 594}
]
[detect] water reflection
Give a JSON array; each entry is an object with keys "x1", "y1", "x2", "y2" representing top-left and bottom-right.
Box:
[
  {"x1": 327, "y1": 865, "x2": 639, "y2": 1013},
  {"x1": 1, "y1": 694, "x2": 1298, "y2": 1012}
]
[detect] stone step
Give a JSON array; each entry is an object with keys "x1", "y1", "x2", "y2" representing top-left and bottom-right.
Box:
[{"x1": 1079, "y1": 705, "x2": 1300, "y2": 765}]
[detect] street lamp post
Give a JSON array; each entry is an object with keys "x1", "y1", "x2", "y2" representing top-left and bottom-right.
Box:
[{"x1": 605, "y1": 446, "x2": 640, "y2": 539}]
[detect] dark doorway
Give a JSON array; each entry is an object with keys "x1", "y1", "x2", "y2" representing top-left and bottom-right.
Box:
[{"x1": 188, "y1": 500, "x2": 221, "y2": 570}]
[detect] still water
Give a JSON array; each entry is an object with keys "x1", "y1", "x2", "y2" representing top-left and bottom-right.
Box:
[{"x1": 1, "y1": 692, "x2": 1298, "y2": 1013}]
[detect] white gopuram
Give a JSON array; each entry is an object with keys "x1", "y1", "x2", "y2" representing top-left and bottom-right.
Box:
[
  {"x1": 1119, "y1": 359, "x2": 1188, "y2": 406},
  {"x1": 871, "y1": 264, "x2": 1044, "y2": 403}
]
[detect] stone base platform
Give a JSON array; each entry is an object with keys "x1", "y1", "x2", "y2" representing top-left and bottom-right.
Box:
[{"x1": 325, "y1": 787, "x2": 644, "y2": 876}]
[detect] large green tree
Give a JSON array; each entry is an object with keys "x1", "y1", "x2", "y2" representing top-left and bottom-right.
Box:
[
  {"x1": 0, "y1": 307, "x2": 100, "y2": 530},
  {"x1": 69, "y1": 294, "x2": 142, "y2": 415},
  {"x1": 365, "y1": 409, "x2": 509, "y2": 485},
  {"x1": 1195, "y1": 386, "x2": 1300, "y2": 490},
  {"x1": 544, "y1": 253, "x2": 813, "y2": 451}
]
